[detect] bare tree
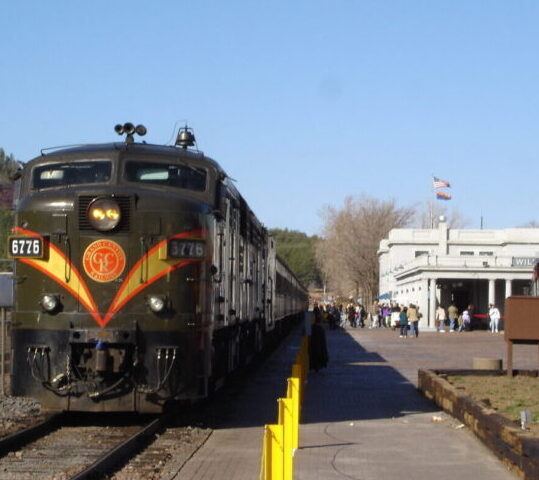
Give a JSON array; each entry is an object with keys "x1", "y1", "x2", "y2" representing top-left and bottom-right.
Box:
[
  {"x1": 413, "y1": 198, "x2": 471, "y2": 229},
  {"x1": 316, "y1": 195, "x2": 414, "y2": 305},
  {"x1": 519, "y1": 221, "x2": 539, "y2": 228}
]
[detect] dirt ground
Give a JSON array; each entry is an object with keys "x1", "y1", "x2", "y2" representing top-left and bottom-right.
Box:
[{"x1": 447, "y1": 373, "x2": 539, "y2": 434}]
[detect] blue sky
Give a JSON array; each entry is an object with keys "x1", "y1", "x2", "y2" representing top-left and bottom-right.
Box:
[{"x1": 2, "y1": 1, "x2": 539, "y2": 235}]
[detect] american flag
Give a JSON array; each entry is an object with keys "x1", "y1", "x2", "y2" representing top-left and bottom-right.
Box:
[{"x1": 433, "y1": 176, "x2": 450, "y2": 189}]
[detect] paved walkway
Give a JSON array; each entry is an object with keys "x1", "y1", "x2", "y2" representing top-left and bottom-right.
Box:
[{"x1": 178, "y1": 323, "x2": 537, "y2": 479}]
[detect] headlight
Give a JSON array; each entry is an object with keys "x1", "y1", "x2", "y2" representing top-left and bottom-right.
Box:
[
  {"x1": 88, "y1": 198, "x2": 121, "y2": 231},
  {"x1": 147, "y1": 295, "x2": 167, "y2": 313},
  {"x1": 41, "y1": 294, "x2": 60, "y2": 312}
]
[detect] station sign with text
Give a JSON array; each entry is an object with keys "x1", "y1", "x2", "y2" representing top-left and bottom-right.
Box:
[{"x1": 512, "y1": 257, "x2": 539, "y2": 267}]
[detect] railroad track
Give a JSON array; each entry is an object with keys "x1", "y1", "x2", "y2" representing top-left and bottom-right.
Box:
[{"x1": 0, "y1": 413, "x2": 168, "y2": 479}]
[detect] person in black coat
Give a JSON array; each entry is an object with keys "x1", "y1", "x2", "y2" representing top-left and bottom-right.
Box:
[{"x1": 309, "y1": 315, "x2": 329, "y2": 372}]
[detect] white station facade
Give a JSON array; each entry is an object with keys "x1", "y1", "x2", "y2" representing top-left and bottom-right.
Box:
[{"x1": 378, "y1": 218, "x2": 539, "y2": 330}]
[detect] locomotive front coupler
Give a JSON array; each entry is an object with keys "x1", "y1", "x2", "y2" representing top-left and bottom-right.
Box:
[{"x1": 69, "y1": 327, "x2": 137, "y2": 375}]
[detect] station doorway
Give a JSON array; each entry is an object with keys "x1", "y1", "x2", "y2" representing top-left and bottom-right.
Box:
[
  {"x1": 438, "y1": 280, "x2": 473, "y2": 315},
  {"x1": 437, "y1": 278, "x2": 531, "y2": 329}
]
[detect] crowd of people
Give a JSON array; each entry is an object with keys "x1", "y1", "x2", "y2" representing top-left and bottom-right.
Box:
[
  {"x1": 308, "y1": 298, "x2": 503, "y2": 373},
  {"x1": 311, "y1": 299, "x2": 504, "y2": 338},
  {"x1": 435, "y1": 302, "x2": 502, "y2": 333},
  {"x1": 435, "y1": 303, "x2": 473, "y2": 332},
  {"x1": 312, "y1": 300, "x2": 422, "y2": 337}
]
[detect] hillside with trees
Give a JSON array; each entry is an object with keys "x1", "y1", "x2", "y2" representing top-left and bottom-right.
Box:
[
  {"x1": 269, "y1": 228, "x2": 322, "y2": 289},
  {"x1": 0, "y1": 149, "x2": 17, "y2": 264}
]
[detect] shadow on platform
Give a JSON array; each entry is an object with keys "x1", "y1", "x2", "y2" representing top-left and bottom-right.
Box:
[
  {"x1": 209, "y1": 326, "x2": 437, "y2": 430},
  {"x1": 301, "y1": 327, "x2": 438, "y2": 424}
]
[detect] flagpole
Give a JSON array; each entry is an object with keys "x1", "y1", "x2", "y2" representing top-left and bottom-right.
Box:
[{"x1": 430, "y1": 174, "x2": 434, "y2": 228}]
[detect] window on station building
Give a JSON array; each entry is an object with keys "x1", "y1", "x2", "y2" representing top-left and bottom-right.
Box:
[
  {"x1": 415, "y1": 250, "x2": 429, "y2": 257},
  {"x1": 479, "y1": 251, "x2": 494, "y2": 256},
  {"x1": 460, "y1": 251, "x2": 474, "y2": 256}
]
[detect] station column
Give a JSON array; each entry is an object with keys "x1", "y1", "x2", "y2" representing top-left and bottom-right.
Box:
[
  {"x1": 488, "y1": 279, "x2": 496, "y2": 306},
  {"x1": 505, "y1": 279, "x2": 512, "y2": 298},
  {"x1": 429, "y1": 278, "x2": 437, "y2": 329}
]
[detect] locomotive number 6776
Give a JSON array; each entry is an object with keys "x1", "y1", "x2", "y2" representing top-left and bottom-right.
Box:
[{"x1": 9, "y1": 124, "x2": 308, "y2": 412}]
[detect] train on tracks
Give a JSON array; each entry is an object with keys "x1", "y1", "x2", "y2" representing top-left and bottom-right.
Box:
[{"x1": 8, "y1": 123, "x2": 308, "y2": 412}]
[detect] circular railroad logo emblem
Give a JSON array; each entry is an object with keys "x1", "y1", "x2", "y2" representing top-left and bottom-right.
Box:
[{"x1": 83, "y1": 239, "x2": 126, "y2": 283}]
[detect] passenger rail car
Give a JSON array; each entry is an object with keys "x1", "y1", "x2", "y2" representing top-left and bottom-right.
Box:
[{"x1": 9, "y1": 124, "x2": 308, "y2": 412}]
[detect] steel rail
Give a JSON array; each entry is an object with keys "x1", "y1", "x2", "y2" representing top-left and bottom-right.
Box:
[
  {"x1": 69, "y1": 415, "x2": 167, "y2": 480},
  {"x1": 0, "y1": 413, "x2": 65, "y2": 457}
]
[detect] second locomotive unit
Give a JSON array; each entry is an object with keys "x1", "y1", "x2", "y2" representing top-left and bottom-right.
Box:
[{"x1": 9, "y1": 124, "x2": 307, "y2": 412}]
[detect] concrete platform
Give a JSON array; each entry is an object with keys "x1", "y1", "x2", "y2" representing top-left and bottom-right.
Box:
[{"x1": 177, "y1": 324, "x2": 537, "y2": 479}]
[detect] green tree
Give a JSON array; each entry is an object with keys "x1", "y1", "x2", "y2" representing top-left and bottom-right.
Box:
[
  {"x1": 0, "y1": 148, "x2": 17, "y2": 269},
  {"x1": 0, "y1": 149, "x2": 17, "y2": 183},
  {"x1": 0, "y1": 208, "x2": 12, "y2": 262},
  {"x1": 269, "y1": 228, "x2": 322, "y2": 288}
]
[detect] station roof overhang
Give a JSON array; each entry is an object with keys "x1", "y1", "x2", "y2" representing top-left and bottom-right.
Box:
[{"x1": 393, "y1": 265, "x2": 533, "y2": 282}]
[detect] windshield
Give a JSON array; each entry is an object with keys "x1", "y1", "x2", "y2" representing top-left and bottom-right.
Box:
[
  {"x1": 124, "y1": 161, "x2": 206, "y2": 192},
  {"x1": 32, "y1": 161, "x2": 112, "y2": 189}
]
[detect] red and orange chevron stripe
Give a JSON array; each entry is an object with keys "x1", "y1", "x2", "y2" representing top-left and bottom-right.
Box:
[{"x1": 13, "y1": 227, "x2": 206, "y2": 327}]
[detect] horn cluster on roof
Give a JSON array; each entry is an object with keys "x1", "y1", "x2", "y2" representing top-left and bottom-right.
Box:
[
  {"x1": 114, "y1": 123, "x2": 147, "y2": 143},
  {"x1": 113, "y1": 123, "x2": 197, "y2": 149}
]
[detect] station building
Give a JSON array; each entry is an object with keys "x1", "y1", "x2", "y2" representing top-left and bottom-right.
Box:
[{"x1": 378, "y1": 217, "x2": 539, "y2": 330}]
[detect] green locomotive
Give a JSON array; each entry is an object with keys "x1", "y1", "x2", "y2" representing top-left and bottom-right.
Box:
[{"x1": 9, "y1": 124, "x2": 307, "y2": 412}]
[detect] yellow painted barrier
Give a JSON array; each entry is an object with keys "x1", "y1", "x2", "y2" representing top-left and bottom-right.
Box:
[
  {"x1": 291, "y1": 363, "x2": 303, "y2": 407},
  {"x1": 287, "y1": 377, "x2": 300, "y2": 449},
  {"x1": 264, "y1": 424, "x2": 284, "y2": 480},
  {"x1": 262, "y1": 426, "x2": 270, "y2": 480},
  {"x1": 280, "y1": 397, "x2": 294, "y2": 480},
  {"x1": 260, "y1": 336, "x2": 309, "y2": 480}
]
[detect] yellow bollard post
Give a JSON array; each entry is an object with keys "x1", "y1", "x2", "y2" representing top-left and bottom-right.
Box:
[
  {"x1": 267, "y1": 424, "x2": 284, "y2": 480},
  {"x1": 287, "y1": 377, "x2": 300, "y2": 449},
  {"x1": 293, "y1": 356, "x2": 301, "y2": 385},
  {"x1": 279, "y1": 398, "x2": 294, "y2": 480},
  {"x1": 263, "y1": 425, "x2": 271, "y2": 480},
  {"x1": 292, "y1": 362, "x2": 304, "y2": 408}
]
